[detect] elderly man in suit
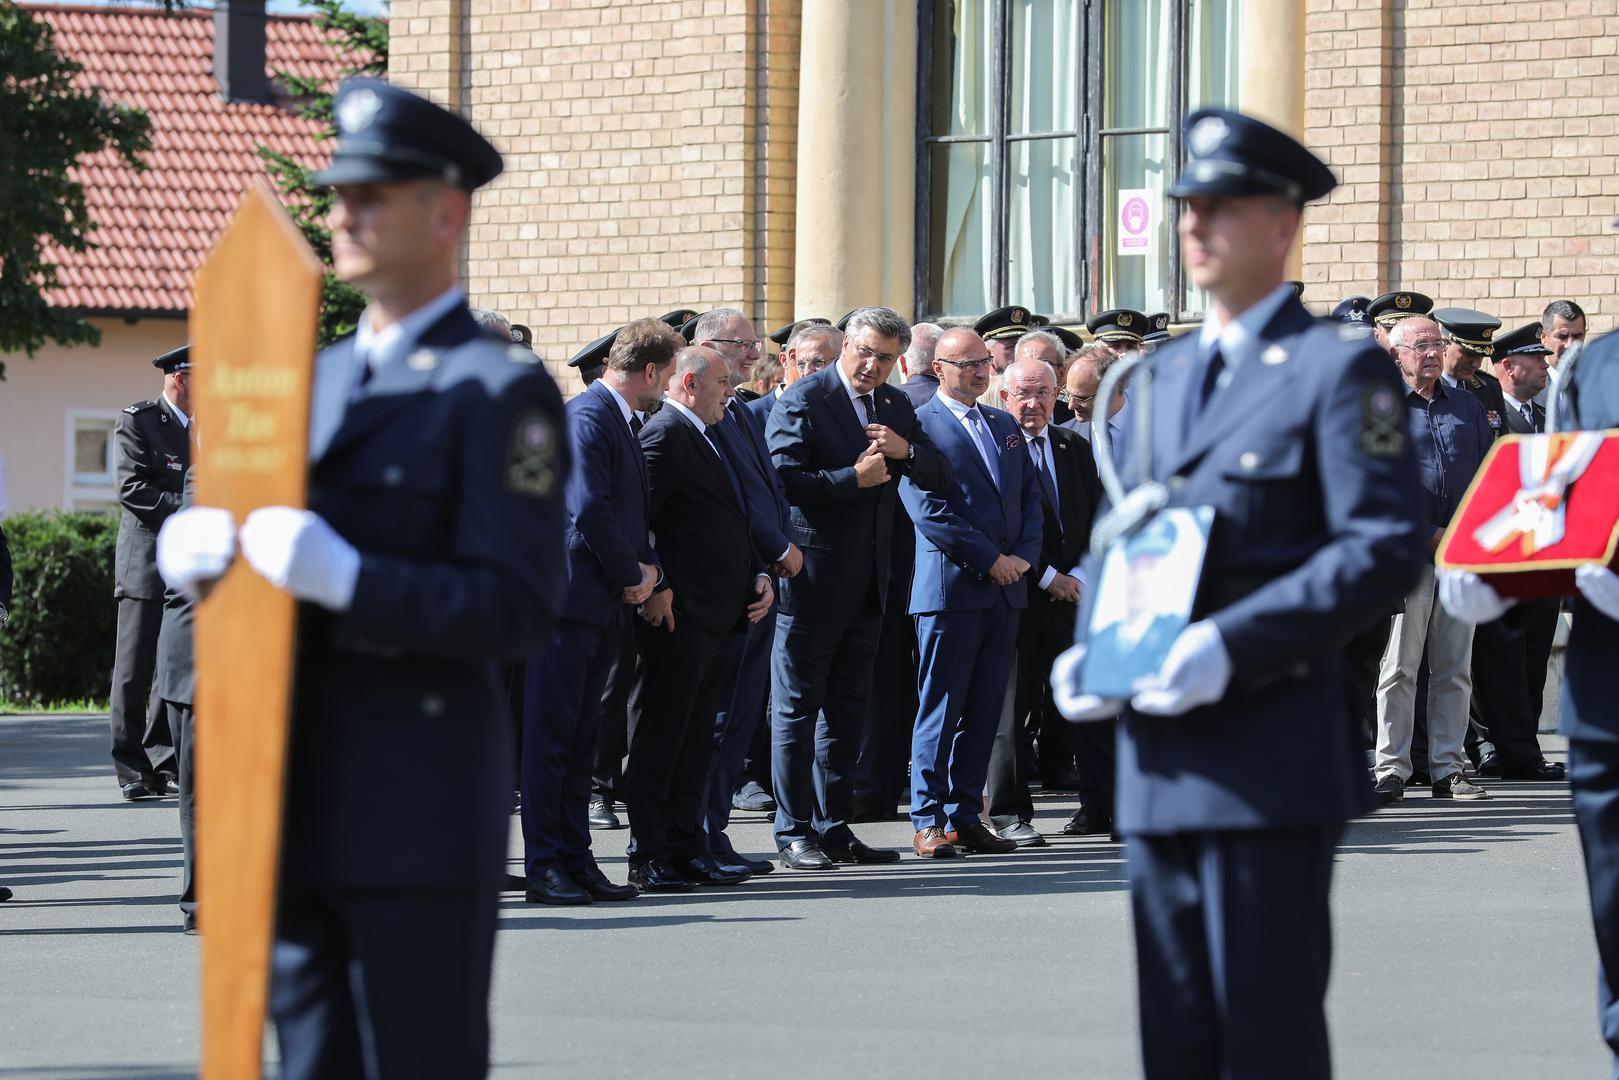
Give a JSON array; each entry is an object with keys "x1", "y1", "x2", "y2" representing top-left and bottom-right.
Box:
[
  {"x1": 1054, "y1": 108, "x2": 1424, "y2": 1078},
  {"x1": 901, "y1": 328, "x2": 1043, "y2": 858},
  {"x1": 764, "y1": 306, "x2": 953, "y2": 870},
  {"x1": 984, "y1": 357, "x2": 1103, "y2": 845}
]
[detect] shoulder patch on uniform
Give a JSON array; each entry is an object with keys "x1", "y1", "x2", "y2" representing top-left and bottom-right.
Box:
[
  {"x1": 124, "y1": 401, "x2": 156, "y2": 415},
  {"x1": 1358, "y1": 382, "x2": 1407, "y2": 459},
  {"x1": 1338, "y1": 324, "x2": 1372, "y2": 342},
  {"x1": 506, "y1": 345, "x2": 539, "y2": 365},
  {"x1": 505, "y1": 408, "x2": 560, "y2": 498}
]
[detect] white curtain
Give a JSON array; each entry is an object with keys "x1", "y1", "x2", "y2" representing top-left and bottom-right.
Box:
[
  {"x1": 937, "y1": 0, "x2": 994, "y2": 315},
  {"x1": 1182, "y1": 0, "x2": 1242, "y2": 316},
  {"x1": 1103, "y1": 0, "x2": 1171, "y2": 314},
  {"x1": 1006, "y1": 0, "x2": 1080, "y2": 316}
]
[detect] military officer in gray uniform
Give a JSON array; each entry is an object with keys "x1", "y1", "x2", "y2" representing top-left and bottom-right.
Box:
[
  {"x1": 158, "y1": 79, "x2": 568, "y2": 1080},
  {"x1": 154, "y1": 468, "x2": 198, "y2": 932},
  {"x1": 1054, "y1": 108, "x2": 1425, "y2": 1079},
  {"x1": 109, "y1": 345, "x2": 191, "y2": 800}
]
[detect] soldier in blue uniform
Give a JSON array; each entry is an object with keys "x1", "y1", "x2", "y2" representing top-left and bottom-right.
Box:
[
  {"x1": 1053, "y1": 108, "x2": 1426, "y2": 1079},
  {"x1": 157, "y1": 79, "x2": 567, "y2": 1079},
  {"x1": 1441, "y1": 329, "x2": 1619, "y2": 1075}
]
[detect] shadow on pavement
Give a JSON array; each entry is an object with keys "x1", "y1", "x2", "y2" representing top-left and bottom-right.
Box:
[
  {"x1": 1339, "y1": 784, "x2": 1574, "y2": 856},
  {"x1": 0, "y1": 714, "x2": 113, "y2": 784}
]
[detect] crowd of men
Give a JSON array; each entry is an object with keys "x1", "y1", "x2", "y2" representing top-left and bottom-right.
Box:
[{"x1": 36, "y1": 80, "x2": 1618, "y2": 1080}]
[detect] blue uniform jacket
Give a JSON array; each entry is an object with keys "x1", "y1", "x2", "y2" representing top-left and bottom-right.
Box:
[
  {"x1": 1090, "y1": 296, "x2": 1426, "y2": 834},
  {"x1": 558, "y1": 381, "x2": 657, "y2": 626},
  {"x1": 900, "y1": 395, "x2": 1042, "y2": 614},
  {"x1": 288, "y1": 303, "x2": 569, "y2": 888},
  {"x1": 765, "y1": 365, "x2": 953, "y2": 623}
]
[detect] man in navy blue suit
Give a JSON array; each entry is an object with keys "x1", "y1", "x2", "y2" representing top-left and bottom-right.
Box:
[
  {"x1": 764, "y1": 306, "x2": 953, "y2": 870},
  {"x1": 520, "y1": 316, "x2": 683, "y2": 904},
  {"x1": 157, "y1": 80, "x2": 574, "y2": 1079},
  {"x1": 901, "y1": 327, "x2": 1042, "y2": 858},
  {"x1": 1053, "y1": 108, "x2": 1425, "y2": 1079}
]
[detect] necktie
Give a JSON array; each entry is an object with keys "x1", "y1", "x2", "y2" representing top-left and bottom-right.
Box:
[
  {"x1": 1032, "y1": 435, "x2": 1061, "y2": 528},
  {"x1": 859, "y1": 393, "x2": 878, "y2": 426},
  {"x1": 630, "y1": 413, "x2": 644, "y2": 437},
  {"x1": 1194, "y1": 343, "x2": 1225, "y2": 419},
  {"x1": 1522, "y1": 402, "x2": 1537, "y2": 433},
  {"x1": 967, "y1": 408, "x2": 1001, "y2": 488},
  {"x1": 706, "y1": 423, "x2": 747, "y2": 510}
]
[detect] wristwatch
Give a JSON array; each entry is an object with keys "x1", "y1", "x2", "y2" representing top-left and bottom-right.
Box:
[{"x1": 905, "y1": 442, "x2": 916, "y2": 462}]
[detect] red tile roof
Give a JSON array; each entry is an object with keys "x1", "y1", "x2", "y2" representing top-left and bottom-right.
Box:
[{"x1": 30, "y1": 4, "x2": 356, "y2": 314}]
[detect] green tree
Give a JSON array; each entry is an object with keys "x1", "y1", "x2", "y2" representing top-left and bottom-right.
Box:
[
  {"x1": 0, "y1": 4, "x2": 151, "y2": 380},
  {"x1": 260, "y1": 0, "x2": 387, "y2": 347}
]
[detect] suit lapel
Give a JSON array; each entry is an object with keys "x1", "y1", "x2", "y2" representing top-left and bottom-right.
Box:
[
  {"x1": 930, "y1": 396, "x2": 998, "y2": 489},
  {"x1": 309, "y1": 337, "x2": 359, "y2": 462},
  {"x1": 824, "y1": 375, "x2": 868, "y2": 456}
]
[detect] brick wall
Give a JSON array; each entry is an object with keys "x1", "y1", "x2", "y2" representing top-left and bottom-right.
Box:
[
  {"x1": 389, "y1": 0, "x2": 800, "y2": 395},
  {"x1": 1304, "y1": 0, "x2": 1619, "y2": 329}
]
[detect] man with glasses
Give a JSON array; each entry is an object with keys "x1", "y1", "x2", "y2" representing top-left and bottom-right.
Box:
[
  {"x1": 765, "y1": 306, "x2": 952, "y2": 869},
  {"x1": 1062, "y1": 344, "x2": 1125, "y2": 447},
  {"x1": 1373, "y1": 315, "x2": 1494, "y2": 803},
  {"x1": 694, "y1": 308, "x2": 763, "y2": 400}
]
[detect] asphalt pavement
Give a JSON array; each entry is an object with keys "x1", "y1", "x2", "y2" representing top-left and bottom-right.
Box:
[{"x1": 0, "y1": 713, "x2": 1609, "y2": 1078}]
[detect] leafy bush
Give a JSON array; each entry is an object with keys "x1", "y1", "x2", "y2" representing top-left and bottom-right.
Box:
[{"x1": 0, "y1": 511, "x2": 117, "y2": 706}]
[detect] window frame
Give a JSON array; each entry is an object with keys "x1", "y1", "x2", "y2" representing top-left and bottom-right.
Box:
[
  {"x1": 64, "y1": 408, "x2": 120, "y2": 514},
  {"x1": 915, "y1": 0, "x2": 1201, "y2": 324}
]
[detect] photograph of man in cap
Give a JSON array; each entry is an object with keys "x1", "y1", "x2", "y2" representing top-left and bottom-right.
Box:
[
  {"x1": 1053, "y1": 107, "x2": 1424, "y2": 1079},
  {"x1": 155, "y1": 78, "x2": 568, "y2": 1079}
]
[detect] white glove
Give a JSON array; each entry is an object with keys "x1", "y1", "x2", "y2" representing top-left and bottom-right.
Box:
[
  {"x1": 1575, "y1": 564, "x2": 1619, "y2": 622},
  {"x1": 1436, "y1": 568, "x2": 1513, "y2": 625},
  {"x1": 1130, "y1": 620, "x2": 1232, "y2": 717},
  {"x1": 156, "y1": 506, "x2": 237, "y2": 600},
  {"x1": 1050, "y1": 643, "x2": 1124, "y2": 721},
  {"x1": 239, "y1": 506, "x2": 361, "y2": 612}
]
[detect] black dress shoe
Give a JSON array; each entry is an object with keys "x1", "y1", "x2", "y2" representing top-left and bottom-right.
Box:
[
  {"x1": 525, "y1": 865, "x2": 592, "y2": 906},
  {"x1": 588, "y1": 796, "x2": 622, "y2": 830},
  {"x1": 502, "y1": 873, "x2": 529, "y2": 892},
  {"x1": 570, "y1": 863, "x2": 640, "y2": 901},
  {"x1": 120, "y1": 781, "x2": 151, "y2": 802},
  {"x1": 1499, "y1": 759, "x2": 1566, "y2": 781},
  {"x1": 995, "y1": 821, "x2": 1047, "y2": 848},
  {"x1": 1476, "y1": 753, "x2": 1503, "y2": 778},
  {"x1": 1061, "y1": 807, "x2": 1111, "y2": 836},
  {"x1": 822, "y1": 838, "x2": 902, "y2": 864},
  {"x1": 674, "y1": 857, "x2": 750, "y2": 886},
  {"x1": 0, "y1": 886, "x2": 12, "y2": 902},
  {"x1": 715, "y1": 850, "x2": 775, "y2": 875},
  {"x1": 731, "y1": 781, "x2": 776, "y2": 814},
  {"x1": 150, "y1": 773, "x2": 176, "y2": 797},
  {"x1": 628, "y1": 860, "x2": 698, "y2": 893},
  {"x1": 778, "y1": 839, "x2": 838, "y2": 871},
  {"x1": 181, "y1": 914, "x2": 197, "y2": 935}
]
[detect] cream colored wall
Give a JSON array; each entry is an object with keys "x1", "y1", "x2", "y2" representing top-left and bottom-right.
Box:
[{"x1": 0, "y1": 319, "x2": 187, "y2": 515}]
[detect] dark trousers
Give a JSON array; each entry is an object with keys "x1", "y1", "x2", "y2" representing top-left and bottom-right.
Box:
[
  {"x1": 702, "y1": 609, "x2": 775, "y2": 859},
  {"x1": 1469, "y1": 600, "x2": 1559, "y2": 767},
  {"x1": 109, "y1": 595, "x2": 174, "y2": 786},
  {"x1": 1346, "y1": 615, "x2": 1392, "y2": 748},
  {"x1": 853, "y1": 578, "x2": 918, "y2": 810},
  {"x1": 770, "y1": 607, "x2": 881, "y2": 849},
  {"x1": 987, "y1": 596, "x2": 1077, "y2": 827},
  {"x1": 911, "y1": 604, "x2": 1021, "y2": 832},
  {"x1": 270, "y1": 884, "x2": 497, "y2": 1080},
  {"x1": 626, "y1": 616, "x2": 739, "y2": 867},
  {"x1": 591, "y1": 616, "x2": 639, "y2": 804},
  {"x1": 1570, "y1": 738, "x2": 1619, "y2": 1074},
  {"x1": 168, "y1": 700, "x2": 196, "y2": 924},
  {"x1": 519, "y1": 616, "x2": 617, "y2": 878},
  {"x1": 1127, "y1": 826, "x2": 1340, "y2": 1080}
]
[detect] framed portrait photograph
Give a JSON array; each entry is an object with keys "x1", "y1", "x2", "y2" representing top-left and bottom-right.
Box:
[{"x1": 1080, "y1": 505, "x2": 1215, "y2": 699}]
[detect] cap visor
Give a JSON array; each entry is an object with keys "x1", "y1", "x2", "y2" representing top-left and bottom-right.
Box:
[{"x1": 313, "y1": 155, "x2": 439, "y2": 188}]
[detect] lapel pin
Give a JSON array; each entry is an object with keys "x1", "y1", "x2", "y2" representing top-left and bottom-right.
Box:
[
  {"x1": 407, "y1": 348, "x2": 438, "y2": 371},
  {"x1": 1261, "y1": 345, "x2": 1289, "y2": 366}
]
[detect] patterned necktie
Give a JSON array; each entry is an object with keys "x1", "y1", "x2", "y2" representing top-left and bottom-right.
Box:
[
  {"x1": 1032, "y1": 435, "x2": 1060, "y2": 528},
  {"x1": 859, "y1": 393, "x2": 878, "y2": 426},
  {"x1": 967, "y1": 408, "x2": 1001, "y2": 488}
]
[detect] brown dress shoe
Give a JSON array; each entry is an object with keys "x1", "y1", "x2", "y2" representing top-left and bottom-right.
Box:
[
  {"x1": 913, "y1": 826, "x2": 959, "y2": 858},
  {"x1": 946, "y1": 821, "x2": 1018, "y2": 854}
]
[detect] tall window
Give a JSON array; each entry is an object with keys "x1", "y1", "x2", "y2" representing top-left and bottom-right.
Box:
[
  {"x1": 917, "y1": 0, "x2": 1241, "y2": 323},
  {"x1": 66, "y1": 411, "x2": 118, "y2": 513}
]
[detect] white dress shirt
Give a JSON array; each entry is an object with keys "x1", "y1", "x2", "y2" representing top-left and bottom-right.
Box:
[
  {"x1": 936, "y1": 390, "x2": 1000, "y2": 480},
  {"x1": 353, "y1": 284, "x2": 465, "y2": 385},
  {"x1": 1196, "y1": 281, "x2": 1296, "y2": 393},
  {"x1": 1024, "y1": 424, "x2": 1085, "y2": 593},
  {"x1": 161, "y1": 391, "x2": 191, "y2": 429}
]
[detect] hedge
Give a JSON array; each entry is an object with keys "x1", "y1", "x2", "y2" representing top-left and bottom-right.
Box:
[{"x1": 0, "y1": 511, "x2": 118, "y2": 706}]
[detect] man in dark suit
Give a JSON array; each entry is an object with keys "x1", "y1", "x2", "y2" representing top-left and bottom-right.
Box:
[
  {"x1": 851, "y1": 321, "x2": 941, "y2": 821},
  {"x1": 1054, "y1": 109, "x2": 1424, "y2": 1079},
  {"x1": 764, "y1": 306, "x2": 953, "y2": 869},
  {"x1": 1436, "y1": 307, "x2": 1507, "y2": 438},
  {"x1": 901, "y1": 328, "x2": 1042, "y2": 858},
  {"x1": 157, "y1": 80, "x2": 570, "y2": 1079},
  {"x1": 627, "y1": 346, "x2": 774, "y2": 889},
  {"x1": 108, "y1": 345, "x2": 191, "y2": 801},
  {"x1": 520, "y1": 317, "x2": 681, "y2": 905},
  {"x1": 153, "y1": 468, "x2": 200, "y2": 932},
  {"x1": 985, "y1": 358, "x2": 1102, "y2": 846}
]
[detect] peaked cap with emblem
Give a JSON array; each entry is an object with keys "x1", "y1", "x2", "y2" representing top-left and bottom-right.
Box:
[
  {"x1": 770, "y1": 317, "x2": 832, "y2": 346},
  {"x1": 569, "y1": 328, "x2": 619, "y2": 370},
  {"x1": 1432, "y1": 307, "x2": 1501, "y2": 355},
  {"x1": 974, "y1": 305, "x2": 1034, "y2": 341},
  {"x1": 153, "y1": 344, "x2": 191, "y2": 372},
  {"x1": 834, "y1": 309, "x2": 861, "y2": 333},
  {"x1": 1169, "y1": 108, "x2": 1338, "y2": 205},
  {"x1": 1331, "y1": 296, "x2": 1371, "y2": 324},
  {"x1": 508, "y1": 324, "x2": 533, "y2": 347},
  {"x1": 677, "y1": 315, "x2": 701, "y2": 343},
  {"x1": 1367, "y1": 291, "x2": 1434, "y2": 328},
  {"x1": 1141, "y1": 312, "x2": 1172, "y2": 345},
  {"x1": 315, "y1": 78, "x2": 503, "y2": 192},
  {"x1": 1506, "y1": 339, "x2": 1552, "y2": 358},
  {"x1": 1086, "y1": 308, "x2": 1147, "y2": 345},
  {"x1": 1492, "y1": 320, "x2": 1543, "y2": 361},
  {"x1": 1287, "y1": 280, "x2": 1306, "y2": 300}
]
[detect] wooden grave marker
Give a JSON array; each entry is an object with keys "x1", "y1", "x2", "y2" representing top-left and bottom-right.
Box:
[{"x1": 189, "y1": 182, "x2": 322, "y2": 1079}]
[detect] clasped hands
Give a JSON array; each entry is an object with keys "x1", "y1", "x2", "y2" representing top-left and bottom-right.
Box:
[
  {"x1": 157, "y1": 505, "x2": 359, "y2": 612},
  {"x1": 1438, "y1": 564, "x2": 1619, "y2": 624},
  {"x1": 1049, "y1": 620, "x2": 1233, "y2": 721},
  {"x1": 854, "y1": 424, "x2": 909, "y2": 488}
]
